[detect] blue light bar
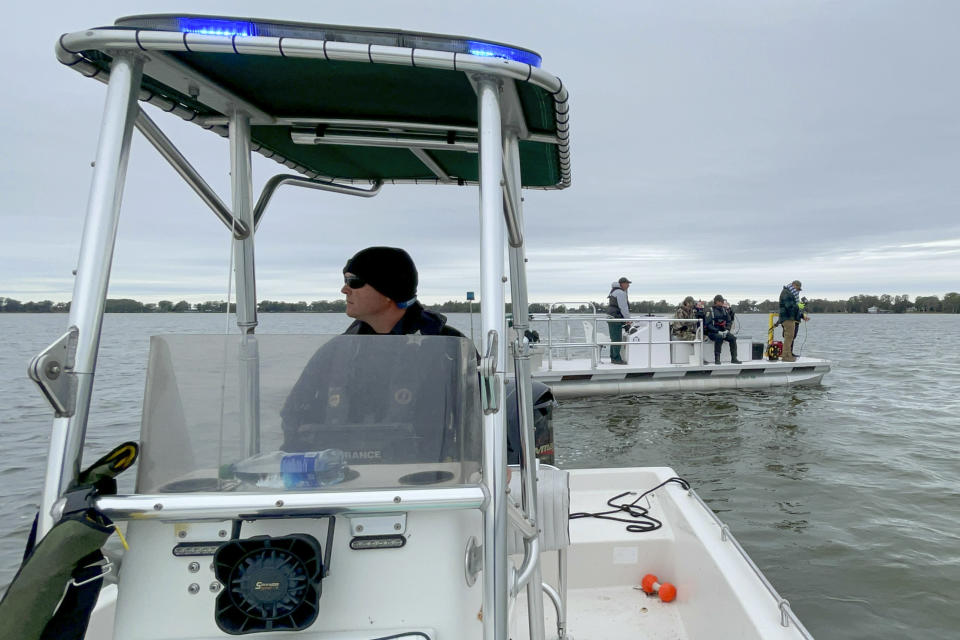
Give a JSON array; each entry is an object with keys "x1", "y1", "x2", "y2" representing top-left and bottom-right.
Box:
[
  {"x1": 119, "y1": 15, "x2": 544, "y2": 66},
  {"x1": 178, "y1": 17, "x2": 257, "y2": 37},
  {"x1": 466, "y1": 41, "x2": 541, "y2": 67}
]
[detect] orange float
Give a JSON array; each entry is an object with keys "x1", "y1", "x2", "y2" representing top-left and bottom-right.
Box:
[{"x1": 640, "y1": 573, "x2": 677, "y2": 603}]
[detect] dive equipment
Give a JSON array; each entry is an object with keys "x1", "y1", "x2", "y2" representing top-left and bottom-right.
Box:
[{"x1": 766, "y1": 313, "x2": 783, "y2": 361}]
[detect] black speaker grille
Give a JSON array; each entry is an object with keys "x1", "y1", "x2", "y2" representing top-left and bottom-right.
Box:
[{"x1": 213, "y1": 534, "x2": 323, "y2": 634}]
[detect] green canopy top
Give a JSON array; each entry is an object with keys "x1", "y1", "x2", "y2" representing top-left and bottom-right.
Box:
[{"x1": 57, "y1": 14, "x2": 571, "y2": 188}]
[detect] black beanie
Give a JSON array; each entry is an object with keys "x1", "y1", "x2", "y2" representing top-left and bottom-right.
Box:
[{"x1": 343, "y1": 246, "x2": 418, "y2": 304}]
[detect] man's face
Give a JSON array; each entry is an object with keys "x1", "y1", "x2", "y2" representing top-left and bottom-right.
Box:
[
  {"x1": 342, "y1": 272, "x2": 393, "y2": 321},
  {"x1": 621, "y1": 282, "x2": 630, "y2": 290}
]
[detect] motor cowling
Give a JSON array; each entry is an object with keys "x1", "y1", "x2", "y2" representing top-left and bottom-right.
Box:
[{"x1": 505, "y1": 379, "x2": 557, "y2": 466}]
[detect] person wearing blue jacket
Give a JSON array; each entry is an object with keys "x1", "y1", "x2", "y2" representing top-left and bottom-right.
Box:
[{"x1": 705, "y1": 294, "x2": 740, "y2": 365}]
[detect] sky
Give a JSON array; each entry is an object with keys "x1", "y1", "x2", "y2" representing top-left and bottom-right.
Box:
[{"x1": 1, "y1": 1, "x2": 958, "y2": 306}]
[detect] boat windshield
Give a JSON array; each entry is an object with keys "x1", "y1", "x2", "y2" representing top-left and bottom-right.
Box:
[{"x1": 136, "y1": 334, "x2": 481, "y2": 493}]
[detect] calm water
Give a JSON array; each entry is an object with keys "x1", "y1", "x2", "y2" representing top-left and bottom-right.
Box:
[{"x1": 1, "y1": 312, "x2": 959, "y2": 639}]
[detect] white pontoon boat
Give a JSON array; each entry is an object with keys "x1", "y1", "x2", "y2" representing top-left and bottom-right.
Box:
[
  {"x1": 0, "y1": 14, "x2": 813, "y2": 640},
  {"x1": 517, "y1": 308, "x2": 830, "y2": 399}
]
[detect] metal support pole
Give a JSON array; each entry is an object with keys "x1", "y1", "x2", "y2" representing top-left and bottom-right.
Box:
[
  {"x1": 229, "y1": 113, "x2": 257, "y2": 332},
  {"x1": 558, "y1": 548, "x2": 569, "y2": 639},
  {"x1": 135, "y1": 108, "x2": 247, "y2": 238},
  {"x1": 39, "y1": 54, "x2": 143, "y2": 536},
  {"x1": 504, "y1": 132, "x2": 546, "y2": 640},
  {"x1": 469, "y1": 300, "x2": 475, "y2": 346},
  {"x1": 477, "y1": 76, "x2": 508, "y2": 640},
  {"x1": 229, "y1": 112, "x2": 260, "y2": 456}
]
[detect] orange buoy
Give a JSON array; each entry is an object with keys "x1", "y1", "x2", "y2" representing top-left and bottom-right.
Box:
[
  {"x1": 640, "y1": 573, "x2": 658, "y2": 593},
  {"x1": 658, "y1": 582, "x2": 677, "y2": 602},
  {"x1": 640, "y1": 573, "x2": 677, "y2": 602}
]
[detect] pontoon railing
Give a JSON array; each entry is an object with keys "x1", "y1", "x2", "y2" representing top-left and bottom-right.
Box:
[
  {"x1": 537, "y1": 302, "x2": 600, "y2": 369},
  {"x1": 532, "y1": 309, "x2": 705, "y2": 370}
]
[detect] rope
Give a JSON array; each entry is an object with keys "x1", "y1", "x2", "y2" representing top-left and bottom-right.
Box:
[{"x1": 569, "y1": 477, "x2": 690, "y2": 533}]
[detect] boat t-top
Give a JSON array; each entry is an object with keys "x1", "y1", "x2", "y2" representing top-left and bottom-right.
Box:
[{"x1": 0, "y1": 14, "x2": 813, "y2": 640}]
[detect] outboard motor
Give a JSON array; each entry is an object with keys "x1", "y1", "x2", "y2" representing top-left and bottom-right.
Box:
[{"x1": 505, "y1": 379, "x2": 557, "y2": 465}]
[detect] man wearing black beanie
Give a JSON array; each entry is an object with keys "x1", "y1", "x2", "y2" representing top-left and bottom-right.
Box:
[
  {"x1": 341, "y1": 246, "x2": 464, "y2": 337},
  {"x1": 280, "y1": 246, "x2": 468, "y2": 452}
]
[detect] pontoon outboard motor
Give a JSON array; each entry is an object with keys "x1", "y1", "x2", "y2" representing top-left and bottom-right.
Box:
[{"x1": 505, "y1": 379, "x2": 557, "y2": 465}]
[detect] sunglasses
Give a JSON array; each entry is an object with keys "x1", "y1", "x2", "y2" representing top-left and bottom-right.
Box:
[{"x1": 343, "y1": 276, "x2": 367, "y2": 289}]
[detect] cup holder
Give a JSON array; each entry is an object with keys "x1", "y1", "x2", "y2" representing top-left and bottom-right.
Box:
[{"x1": 397, "y1": 470, "x2": 455, "y2": 485}]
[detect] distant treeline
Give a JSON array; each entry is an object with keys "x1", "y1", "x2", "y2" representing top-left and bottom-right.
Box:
[{"x1": 2, "y1": 293, "x2": 959, "y2": 314}]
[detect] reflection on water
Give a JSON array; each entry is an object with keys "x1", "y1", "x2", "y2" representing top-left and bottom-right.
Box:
[{"x1": 1, "y1": 313, "x2": 960, "y2": 638}]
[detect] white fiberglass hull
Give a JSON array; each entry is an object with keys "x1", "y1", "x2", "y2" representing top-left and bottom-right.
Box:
[{"x1": 85, "y1": 467, "x2": 809, "y2": 640}]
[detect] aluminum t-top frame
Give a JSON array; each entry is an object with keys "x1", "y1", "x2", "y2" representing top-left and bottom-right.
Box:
[
  {"x1": 39, "y1": 15, "x2": 567, "y2": 640},
  {"x1": 55, "y1": 16, "x2": 570, "y2": 189}
]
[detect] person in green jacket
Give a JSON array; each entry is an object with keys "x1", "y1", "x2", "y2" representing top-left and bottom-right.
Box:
[{"x1": 778, "y1": 280, "x2": 803, "y2": 362}]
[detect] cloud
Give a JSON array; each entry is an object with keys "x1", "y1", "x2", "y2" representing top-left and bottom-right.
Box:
[{"x1": 2, "y1": 1, "x2": 959, "y2": 305}]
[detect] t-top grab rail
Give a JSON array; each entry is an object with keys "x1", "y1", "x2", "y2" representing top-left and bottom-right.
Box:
[{"x1": 253, "y1": 174, "x2": 383, "y2": 229}]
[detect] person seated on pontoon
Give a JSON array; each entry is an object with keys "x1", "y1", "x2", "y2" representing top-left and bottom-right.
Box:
[
  {"x1": 704, "y1": 295, "x2": 741, "y2": 365},
  {"x1": 671, "y1": 296, "x2": 699, "y2": 342},
  {"x1": 280, "y1": 247, "x2": 469, "y2": 456}
]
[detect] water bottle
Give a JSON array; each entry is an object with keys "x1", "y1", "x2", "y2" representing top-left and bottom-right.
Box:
[{"x1": 228, "y1": 450, "x2": 346, "y2": 489}]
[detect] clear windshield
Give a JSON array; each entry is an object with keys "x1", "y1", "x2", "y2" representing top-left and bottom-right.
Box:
[{"x1": 136, "y1": 334, "x2": 481, "y2": 493}]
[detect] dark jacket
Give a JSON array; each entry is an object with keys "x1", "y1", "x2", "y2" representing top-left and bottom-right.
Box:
[
  {"x1": 705, "y1": 305, "x2": 735, "y2": 337},
  {"x1": 606, "y1": 285, "x2": 630, "y2": 319},
  {"x1": 281, "y1": 305, "x2": 471, "y2": 455},
  {"x1": 779, "y1": 286, "x2": 802, "y2": 323},
  {"x1": 344, "y1": 302, "x2": 465, "y2": 337}
]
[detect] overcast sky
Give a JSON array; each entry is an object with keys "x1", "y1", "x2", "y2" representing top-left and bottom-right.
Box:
[{"x1": 2, "y1": 1, "x2": 958, "y2": 305}]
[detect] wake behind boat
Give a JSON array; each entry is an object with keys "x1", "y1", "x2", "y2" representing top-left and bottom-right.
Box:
[{"x1": 0, "y1": 14, "x2": 812, "y2": 640}]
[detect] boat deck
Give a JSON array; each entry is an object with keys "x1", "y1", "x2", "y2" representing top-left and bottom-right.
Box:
[
  {"x1": 533, "y1": 584, "x2": 688, "y2": 640},
  {"x1": 512, "y1": 468, "x2": 807, "y2": 640},
  {"x1": 513, "y1": 470, "x2": 691, "y2": 639}
]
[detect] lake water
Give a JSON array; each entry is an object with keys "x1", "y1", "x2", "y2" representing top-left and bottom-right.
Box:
[{"x1": 1, "y1": 312, "x2": 958, "y2": 638}]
